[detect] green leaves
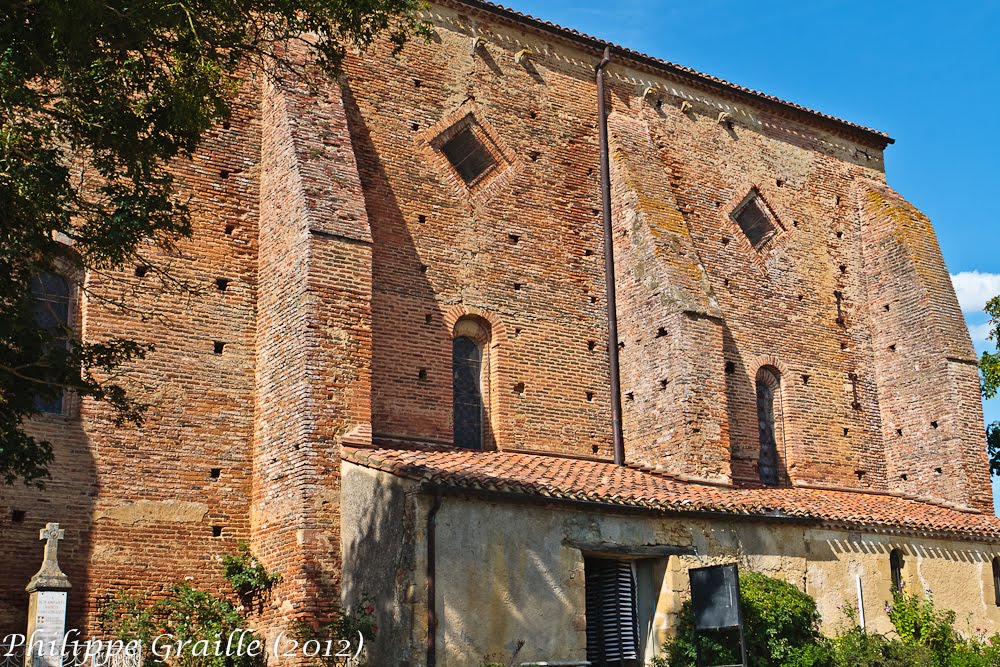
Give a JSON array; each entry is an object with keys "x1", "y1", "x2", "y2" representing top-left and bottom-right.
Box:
[
  {"x1": 654, "y1": 573, "x2": 1000, "y2": 667},
  {"x1": 989, "y1": 423, "x2": 1000, "y2": 478},
  {"x1": 101, "y1": 584, "x2": 264, "y2": 667},
  {"x1": 981, "y1": 296, "x2": 1000, "y2": 400},
  {"x1": 222, "y1": 542, "x2": 282, "y2": 612},
  {"x1": 658, "y1": 572, "x2": 833, "y2": 667},
  {"x1": 0, "y1": 0, "x2": 426, "y2": 484},
  {"x1": 100, "y1": 546, "x2": 281, "y2": 667},
  {"x1": 293, "y1": 603, "x2": 378, "y2": 667},
  {"x1": 887, "y1": 590, "x2": 958, "y2": 666},
  {"x1": 980, "y1": 296, "x2": 1000, "y2": 476}
]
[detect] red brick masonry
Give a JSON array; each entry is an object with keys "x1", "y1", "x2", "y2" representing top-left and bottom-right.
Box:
[{"x1": 0, "y1": 0, "x2": 991, "y2": 642}]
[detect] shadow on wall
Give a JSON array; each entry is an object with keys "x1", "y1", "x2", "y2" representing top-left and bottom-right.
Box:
[
  {"x1": 434, "y1": 501, "x2": 588, "y2": 665},
  {"x1": 825, "y1": 538, "x2": 993, "y2": 564},
  {"x1": 340, "y1": 468, "x2": 594, "y2": 666},
  {"x1": 0, "y1": 418, "x2": 96, "y2": 635},
  {"x1": 340, "y1": 82, "x2": 450, "y2": 446},
  {"x1": 723, "y1": 324, "x2": 754, "y2": 482},
  {"x1": 340, "y1": 469, "x2": 417, "y2": 667}
]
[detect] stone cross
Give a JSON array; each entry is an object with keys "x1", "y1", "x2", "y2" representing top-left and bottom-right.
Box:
[
  {"x1": 39, "y1": 524, "x2": 64, "y2": 565},
  {"x1": 26, "y1": 523, "x2": 70, "y2": 593},
  {"x1": 25, "y1": 523, "x2": 70, "y2": 667}
]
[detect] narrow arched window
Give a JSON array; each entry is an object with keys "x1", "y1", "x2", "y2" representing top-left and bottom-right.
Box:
[
  {"x1": 755, "y1": 366, "x2": 781, "y2": 485},
  {"x1": 453, "y1": 336, "x2": 483, "y2": 449},
  {"x1": 890, "y1": 548, "x2": 905, "y2": 592},
  {"x1": 30, "y1": 272, "x2": 71, "y2": 414},
  {"x1": 992, "y1": 557, "x2": 1000, "y2": 607}
]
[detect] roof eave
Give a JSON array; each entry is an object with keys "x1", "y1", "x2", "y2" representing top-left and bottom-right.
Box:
[
  {"x1": 414, "y1": 479, "x2": 1000, "y2": 543},
  {"x1": 443, "y1": 0, "x2": 895, "y2": 149}
]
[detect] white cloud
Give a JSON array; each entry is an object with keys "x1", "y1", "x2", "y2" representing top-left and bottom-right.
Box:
[
  {"x1": 951, "y1": 271, "x2": 1000, "y2": 313},
  {"x1": 969, "y1": 321, "x2": 994, "y2": 346}
]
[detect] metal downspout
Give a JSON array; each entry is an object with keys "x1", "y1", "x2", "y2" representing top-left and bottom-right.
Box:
[
  {"x1": 596, "y1": 46, "x2": 626, "y2": 467},
  {"x1": 426, "y1": 491, "x2": 442, "y2": 667}
]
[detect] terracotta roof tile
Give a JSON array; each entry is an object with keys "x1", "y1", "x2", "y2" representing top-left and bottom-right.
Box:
[{"x1": 342, "y1": 447, "x2": 1000, "y2": 541}]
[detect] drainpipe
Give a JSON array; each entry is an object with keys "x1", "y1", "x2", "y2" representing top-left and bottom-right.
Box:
[
  {"x1": 426, "y1": 491, "x2": 442, "y2": 667},
  {"x1": 596, "y1": 46, "x2": 626, "y2": 467}
]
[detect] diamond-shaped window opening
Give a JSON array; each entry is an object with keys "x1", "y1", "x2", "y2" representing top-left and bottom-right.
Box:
[
  {"x1": 433, "y1": 117, "x2": 507, "y2": 188},
  {"x1": 732, "y1": 192, "x2": 781, "y2": 250}
]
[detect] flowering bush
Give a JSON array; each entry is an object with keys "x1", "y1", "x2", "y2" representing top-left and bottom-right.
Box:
[
  {"x1": 293, "y1": 603, "x2": 378, "y2": 666},
  {"x1": 886, "y1": 588, "x2": 960, "y2": 665},
  {"x1": 99, "y1": 546, "x2": 280, "y2": 667},
  {"x1": 99, "y1": 584, "x2": 265, "y2": 667}
]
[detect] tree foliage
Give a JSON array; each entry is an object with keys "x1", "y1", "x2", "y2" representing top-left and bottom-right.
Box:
[
  {"x1": 0, "y1": 0, "x2": 427, "y2": 485},
  {"x1": 981, "y1": 296, "x2": 1000, "y2": 475}
]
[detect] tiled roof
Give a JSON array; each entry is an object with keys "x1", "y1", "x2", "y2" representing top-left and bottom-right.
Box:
[
  {"x1": 451, "y1": 0, "x2": 893, "y2": 146},
  {"x1": 342, "y1": 447, "x2": 1000, "y2": 542}
]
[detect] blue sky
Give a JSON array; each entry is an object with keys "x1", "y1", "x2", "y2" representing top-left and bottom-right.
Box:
[{"x1": 508, "y1": 0, "x2": 1000, "y2": 509}]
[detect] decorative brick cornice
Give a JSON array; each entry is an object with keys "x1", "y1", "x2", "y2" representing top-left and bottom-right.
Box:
[{"x1": 435, "y1": 0, "x2": 893, "y2": 149}]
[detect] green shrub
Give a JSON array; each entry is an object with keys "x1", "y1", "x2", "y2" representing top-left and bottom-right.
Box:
[
  {"x1": 99, "y1": 584, "x2": 265, "y2": 667},
  {"x1": 221, "y1": 542, "x2": 282, "y2": 612},
  {"x1": 886, "y1": 589, "x2": 959, "y2": 666},
  {"x1": 654, "y1": 571, "x2": 1000, "y2": 667},
  {"x1": 99, "y1": 547, "x2": 281, "y2": 667},
  {"x1": 797, "y1": 586, "x2": 1000, "y2": 667},
  {"x1": 658, "y1": 572, "x2": 834, "y2": 667},
  {"x1": 830, "y1": 626, "x2": 933, "y2": 667},
  {"x1": 293, "y1": 603, "x2": 378, "y2": 667}
]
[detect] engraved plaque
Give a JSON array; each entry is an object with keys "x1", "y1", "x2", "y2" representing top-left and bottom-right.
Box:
[{"x1": 29, "y1": 591, "x2": 66, "y2": 667}]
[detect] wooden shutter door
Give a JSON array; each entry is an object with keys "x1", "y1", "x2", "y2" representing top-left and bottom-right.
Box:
[{"x1": 585, "y1": 558, "x2": 639, "y2": 666}]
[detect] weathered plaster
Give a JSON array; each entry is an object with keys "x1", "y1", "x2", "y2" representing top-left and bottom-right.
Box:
[
  {"x1": 344, "y1": 463, "x2": 1000, "y2": 667},
  {"x1": 94, "y1": 501, "x2": 209, "y2": 525}
]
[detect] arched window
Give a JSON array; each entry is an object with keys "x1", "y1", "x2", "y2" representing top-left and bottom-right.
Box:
[
  {"x1": 992, "y1": 557, "x2": 1000, "y2": 607},
  {"x1": 890, "y1": 548, "x2": 905, "y2": 592},
  {"x1": 755, "y1": 366, "x2": 781, "y2": 485},
  {"x1": 30, "y1": 272, "x2": 71, "y2": 414},
  {"x1": 451, "y1": 315, "x2": 493, "y2": 450},
  {"x1": 453, "y1": 336, "x2": 483, "y2": 449}
]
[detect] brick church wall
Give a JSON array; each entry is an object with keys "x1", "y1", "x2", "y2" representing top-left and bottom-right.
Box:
[
  {"x1": 0, "y1": 79, "x2": 261, "y2": 631},
  {"x1": 342, "y1": 7, "x2": 617, "y2": 457},
  {"x1": 859, "y1": 182, "x2": 991, "y2": 511},
  {"x1": 0, "y1": 0, "x2": 990, "y2": 639},
  {"x1": 253, "y1": 55, "x2": 374, "y2": 635}
]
